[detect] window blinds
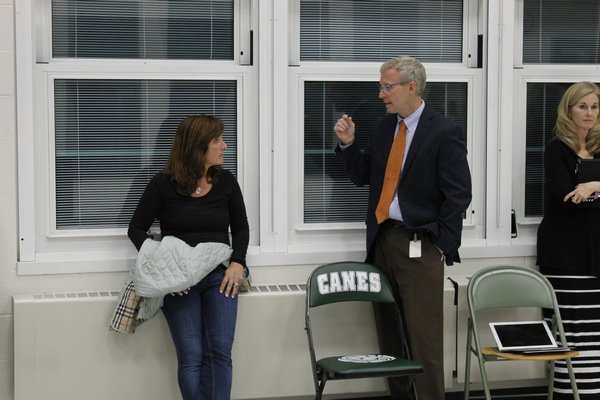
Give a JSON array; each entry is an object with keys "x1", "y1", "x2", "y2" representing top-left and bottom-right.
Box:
[
  {"x1": 52, "y1": 0, "x2": 234, "y2": 60},
  {"x1": 300, "y1": 0, "x2": 463, "y2": 62},
  {"x1": 54, "y1": 79, "x2": 237, "y2": 229},
  {"x1": 523, "y1": 0, "x2": 600, "y2": 64},
  {"x1": 303, "y1": 81, "x2": 467, "y2": 224}
]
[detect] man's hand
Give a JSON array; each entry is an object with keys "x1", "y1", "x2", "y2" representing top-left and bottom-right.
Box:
[{"x1": 334, "y1": 114, "x2": 356, "y2": 146}]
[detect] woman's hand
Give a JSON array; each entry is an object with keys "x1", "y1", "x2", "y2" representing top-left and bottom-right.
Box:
[
  {"x1": 564, "y1": 181, "x2": 600, "y2": 204},
  {"x1": 220, "y1": 261, "x2": 244, "y2": 298}
]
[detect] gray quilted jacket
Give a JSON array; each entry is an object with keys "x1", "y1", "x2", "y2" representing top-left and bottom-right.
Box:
[{"x1": 136, "y1": 236, "x2": 232, "y2": 320}]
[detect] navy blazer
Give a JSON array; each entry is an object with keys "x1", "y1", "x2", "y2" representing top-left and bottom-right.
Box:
[{"x1": 336, "y1": 105, "x2": 472, "y2": 265}]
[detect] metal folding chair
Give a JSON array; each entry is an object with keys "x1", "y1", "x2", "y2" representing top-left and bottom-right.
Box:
[
  {"x1": 305, "y1": 261, "x2": 423, "y2": 400},
  {"x1": 464, "y1": 265, "x2": 579, "y2": 400}
]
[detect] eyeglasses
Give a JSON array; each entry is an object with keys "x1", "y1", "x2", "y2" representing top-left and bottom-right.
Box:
[{"x1": 378, "y1": 81, "x2": 411, "y2": 92}]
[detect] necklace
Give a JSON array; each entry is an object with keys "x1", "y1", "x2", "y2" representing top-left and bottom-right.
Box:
[{"x1": 195, "y1": 186, "x2": 202, "y2": 195}]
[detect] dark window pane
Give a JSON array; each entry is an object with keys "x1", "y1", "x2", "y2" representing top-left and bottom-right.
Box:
[
  {"x1": 52, "y1": 0, "x2": 234, "y2": 60},
  {"x1": 523, "y1": 0, "x2": 600, "y2": 64},
  {"x1": 304, "y1": 81, "x2": 468, "y2": 223},
  {"x1": 54, "y1": 79, "x2": 237, "y2": 229},
  {"x1": 524, "y1": 82, "x2": 600, "y2": 217},
  {"x1": 300, "y1": 0, "x2": 463, "y2": 62}
]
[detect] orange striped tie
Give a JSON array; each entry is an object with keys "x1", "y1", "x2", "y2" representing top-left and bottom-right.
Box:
[{"x1": 375, "y1": 121, "x2": 407, "y2": 224}]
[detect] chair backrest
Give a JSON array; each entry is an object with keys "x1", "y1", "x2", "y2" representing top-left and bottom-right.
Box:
[
  {"x1": 468, "y1": 265, "x2": 557, "y2": 312},
  {"x1": 306, "y1": 261, "x2": 396, "y2": 308}
]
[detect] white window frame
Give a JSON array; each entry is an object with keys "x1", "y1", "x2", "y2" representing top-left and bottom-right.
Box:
[
  {"x1": 16, "y1": 0, "x2": 259, "y2": 274},
  {"x1": 287, "y1": 67, "x2": 485, "y2": 253},
  {"x1": 510, "y1": 0, "x2": 600, "y2": 247},
  {"x1": 511, "y1": 70, "x2": 600, "y2": 239},
  {"x1": 283, "y1": 0, "x2": 486, "y2": 258},
  {"x1": 15, "y1": 0, "x2": 565, "y2": 275}
]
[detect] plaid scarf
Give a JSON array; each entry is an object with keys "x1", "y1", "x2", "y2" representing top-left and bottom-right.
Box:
[{"x1": 109, "y1": 279, "x2": 141, "y2": 334}]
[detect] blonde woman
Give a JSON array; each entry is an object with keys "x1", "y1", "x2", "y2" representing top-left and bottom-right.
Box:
[{"x1": 537, "y1": 81, "x2": 600, "y2": 399}]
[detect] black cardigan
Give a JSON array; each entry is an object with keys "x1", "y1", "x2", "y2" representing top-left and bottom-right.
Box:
[{"x1": 536, "y1": 139, "x2": 600, "y2": 275}]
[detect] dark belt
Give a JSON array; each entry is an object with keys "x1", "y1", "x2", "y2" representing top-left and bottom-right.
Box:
[
  {"x1": 381, "y1": 219, "x2": 407, "y2": 228},
  {"x1": 381, "y1": 219, "x2": 425, "y2": 240}
]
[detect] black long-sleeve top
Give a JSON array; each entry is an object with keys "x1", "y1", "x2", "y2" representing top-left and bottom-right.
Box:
[
  {"x1": 536, "y1": 139, "x2": 600, "y2": 275},
  {"x1": 128, "y1": 169, "x2": 250, "y2": 267}
]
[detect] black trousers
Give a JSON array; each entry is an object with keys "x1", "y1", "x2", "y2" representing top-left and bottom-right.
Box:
[{"x1": 372, "y1": 222, "x2": 445, "y2": 400}]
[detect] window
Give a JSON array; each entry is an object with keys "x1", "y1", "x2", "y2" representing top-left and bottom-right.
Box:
[
  {"x1": 51, "y1": 0, "x2": 234, "y2": 60},
  {"x1": 290, "y1": 0, "x2": 482, "y2": 250},
  {"x1": 303, "y1": 81, "x2": 468, "y2": 224},
  {"x1": 299, "y1": 0, "x2": 464, "y2": 62},
  {"x1": 524, "y1": 82, "x2": 573, "y2": 218},
  {"x1": 53, "y1": 79, "x2": 237, "y2": 230},
  {"x1": 522, "y1": 0, "x2": 600, "y2": 64},
  {"x1": 17, "y1": 0, "x2": 256, "y2": 270},
  {"x1": 17, "y1": 0, "x2": 492, "y2": 272},
  {"x1": 515, "y1": 0, "x2": 600, "y2": 221}
]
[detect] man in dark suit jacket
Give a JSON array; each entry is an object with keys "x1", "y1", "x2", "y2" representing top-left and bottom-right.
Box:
[{"x1": 334, "y1": 56, "x2": 472, "y2": 400}]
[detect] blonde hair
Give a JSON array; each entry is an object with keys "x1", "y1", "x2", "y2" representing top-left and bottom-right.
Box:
[
  {"x1": 555, "y1": 81, "x2": 600, "y2": 154},
  {"x1": 380, "y1": 56, "x2": 427, "y2": 96}
]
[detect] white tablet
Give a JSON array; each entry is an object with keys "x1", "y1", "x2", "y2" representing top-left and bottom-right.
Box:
[{"x1": 488, "y1": 321, "x2": 568, "y2": 353}]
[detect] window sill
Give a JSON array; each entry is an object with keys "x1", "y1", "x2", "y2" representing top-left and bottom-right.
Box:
[{"x1": 17, "y1": 239, "x2": 537, "y2": 276}]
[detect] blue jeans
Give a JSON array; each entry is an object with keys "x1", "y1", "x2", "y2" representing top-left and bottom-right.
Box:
[{"x1": 162, "y1": 267, "x2": 238, "y2": 400}]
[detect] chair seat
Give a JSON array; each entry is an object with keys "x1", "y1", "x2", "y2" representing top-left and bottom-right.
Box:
[
  {"x1": 482, "y1": 347, "x2": 579, "y2": 361},
  {"x1": 317, "y1": 354, "x2": 424, "y2": 379}
]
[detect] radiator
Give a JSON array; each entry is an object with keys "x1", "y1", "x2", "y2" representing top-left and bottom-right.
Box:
[
  {"x1": 16, "y1": 278, "x2": 538, "y2": 399},
  {"x1": 13, "y1": 284, "x2": 388, "y2": 400}
]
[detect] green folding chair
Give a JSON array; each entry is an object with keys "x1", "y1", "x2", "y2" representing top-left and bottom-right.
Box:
[
  {"x1": 464, "y1": 265, "x2": 579, "y2": 400},
  {"x1": 305, "y1": 261, "x2": 424, "y2": 400}
]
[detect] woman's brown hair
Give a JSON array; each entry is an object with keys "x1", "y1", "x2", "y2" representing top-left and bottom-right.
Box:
[{"x1": 163, "y1": 115, "x2": 224, "y2": 195}]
